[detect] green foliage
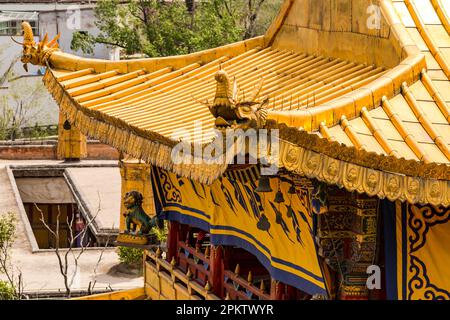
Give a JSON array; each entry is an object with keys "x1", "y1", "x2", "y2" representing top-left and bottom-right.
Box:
[
  {"x1": 0, "y1": 280, "x2": 15, "y2": 300},
  {"x1": 0, "y1": 212, "x2": 16, "y2": 252},
  {"x1": 149, "y1": 222, "x2": 168, "y2": 243},
  {"x1": 0, "y1": 213, "x2": 19, "y2": 300},
  {"x1": 71, "y1": 0, "x2": 282, "y2": 57},
  {"x1": 117, "y1": 246, "x2": 144, "y2": 265},
  {"x1": 70, "y1": 31, "x2": 97, "y2": 55},
  {"x1": 0, "y1": 106, "x2": 13, "y2": 140}
]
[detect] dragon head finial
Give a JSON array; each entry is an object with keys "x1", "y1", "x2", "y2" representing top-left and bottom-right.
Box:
[
  {"x1": 203, "y1": 69, "x2": 269, "y2": 129},
  {"x1": 12, "y1": 21, "x2": 60, "y2": 72},
  {"x1": 213, "y1": 70, "x2": 233, "y2": 108}
]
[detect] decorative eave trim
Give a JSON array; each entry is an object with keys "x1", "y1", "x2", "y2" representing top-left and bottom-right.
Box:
[
  {"x1": 271, "y1": 122, "x2": 450, "y2": 181},
  {"x1": 47, "y1": 36, "x2": 265, "y2": 74},
  {"x1": 276, "y1": 125, "x2": 450, "y2": 207}
]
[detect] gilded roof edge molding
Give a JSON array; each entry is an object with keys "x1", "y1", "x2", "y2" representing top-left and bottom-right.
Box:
[
  {"x1": 48, "y1": 37, "x2": 264, "y2": 74},
  {"x1": 269, "y1": 122, "x2": 450, "y2": 181},
  {"x1": 278, "y1": 139, "x2": 450, "y2": 207}
]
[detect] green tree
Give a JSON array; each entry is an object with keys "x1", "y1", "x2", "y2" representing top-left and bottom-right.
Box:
[
  {"x1": 71, "y1": 0, "x2": 282, "y2": 58},
  {"x1": 0, "y1": 212, "x2": 22, "y2": 299}
]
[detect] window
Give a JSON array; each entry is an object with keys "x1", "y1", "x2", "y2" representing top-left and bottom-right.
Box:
[{"x1": 0, "y1": 11, "x2": 38, "y2": 36}]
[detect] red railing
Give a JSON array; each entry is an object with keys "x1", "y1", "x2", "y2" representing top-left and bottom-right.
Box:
[
  {"x1": 177, "y1": 241, "x2": 210, "y2": 286},
  {"x1": 223, "y1": 270, "x2": 270, "y2": 300}
]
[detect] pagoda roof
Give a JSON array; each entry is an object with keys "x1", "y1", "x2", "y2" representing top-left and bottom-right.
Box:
[{"x1": 17, "y1": 0, "x2": 450, "y2": 206}]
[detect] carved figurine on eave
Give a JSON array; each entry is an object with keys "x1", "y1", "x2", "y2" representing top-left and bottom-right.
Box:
[
  {"x1": 200, "y1": 69, "x2": 269, "y2": 130},
  {"x1": 117, "y1": 191, "x2": 162, "y2": 246},
  {"x1": 12, "y1": 21, "x2": 60, "y2": 72}
]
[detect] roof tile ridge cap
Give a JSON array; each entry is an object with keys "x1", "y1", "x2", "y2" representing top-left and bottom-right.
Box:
[
  {"x1": 48, "y1": 36, "x2": 264, "y2": 73},
  {"x1": 380, "y1": 0, "x2": 420, "y2": 57}
]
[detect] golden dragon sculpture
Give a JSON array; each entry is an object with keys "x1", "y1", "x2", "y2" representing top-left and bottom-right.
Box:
[
  {"x1": 11, "y1": 21, "x2": 60, "y2": 72},
  {"x1": 203, "y1": 70, "x2": 269, "y2": 130}
]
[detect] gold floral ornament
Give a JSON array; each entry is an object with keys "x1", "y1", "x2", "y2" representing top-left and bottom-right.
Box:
[
  {"x1": 384, "y1": 176, "x2": 402, "y2": 201},
  {"x1": 281, "y1": 144, "x2": 303, "y2": 172},
  {"x1": 199, "y1": 70, "x2": 269, "y2": 130},
  {"x1": 343, "y1": 164, "x2": 361, "y2": 191},
  {"x1": 322, "y1": 157, "x2": 340, "y2": 185},
  {"x1": 302, "y1": 150, "x2": 321, "y2": 178},
  {"x1": 363, "y1": 169, "x2": 381, "y2": 196},
  {"x1": 405, "y1": 177, "x2": 421, "y2": 204},
  {"x1": 12, "y1": 21, "x2": 60, "y2": 71},
  {"x1": 426, "y1": 180, "x2": 444, "y2": 204}
]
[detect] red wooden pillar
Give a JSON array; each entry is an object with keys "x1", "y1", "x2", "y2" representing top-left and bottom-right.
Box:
[
  {"x1": 167, "y1": 221, "x2": 179, "y2": 262},
  {"x1": 270, "y1": 279, "x2": 285, "y2": 300},
  {"x1": 286, "y1": 285, "x2": 297, "y2": 300},
  {"x1": 209, "y1": 245, "x2": 224, "y2": 298}
]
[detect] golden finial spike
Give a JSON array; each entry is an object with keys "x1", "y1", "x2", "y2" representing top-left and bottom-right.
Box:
[
  {"x1": 42, "y1": 33, "x2": 48, "y2": 46},
  {"x1": 234, "y1": 264, "x2": 240, "y2": 276},
  {"x1": 204, "y1": 246, "x2": 210, "y2": 258},
  {"x1": 48, "y1": 33, "x2": 60, "y2": 48},
  {"x1": 156, "y1": 247, "x2": 162, "y2": 258},
  {"x1": 205, "y1": 281, "x2": 211, "y2": 291},
  {"x1": 186, "y1": 268, "x2": 193, "y2": 279},
  {"x1": 21, "y1": 21, "x2": 35, "y2": 45},
  {"x1": 225, "y1": 292, "x2": 231, "y2": 300},
  {"x1": 170, "y1": 257, "x2": 176, "y2": 267},
  {"x1": 260, "y1": 280, "x2": 265, "y2": 293},
  {"x1": 247, "y1": 271, "x2": 253, "y2": 284}
]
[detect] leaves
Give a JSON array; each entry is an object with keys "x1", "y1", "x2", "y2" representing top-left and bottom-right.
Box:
[
  {"x1": 0, "y1": 212, "x2": 16, "y2": 254},
  {"x1": 0, "y1": 281, "x2": 16, "y2": 300},
  {"x1": 71, "y1": 0, "x2": 282, "y2": 57},
  {"x1": 117, "y1": 246, "x2": 144, "y2": 265}
]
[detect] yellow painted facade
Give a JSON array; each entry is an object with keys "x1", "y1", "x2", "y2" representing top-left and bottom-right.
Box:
[
  {"x1": 57, "y1": 113, "x2": 87, "y2": 160},
  {"x1": 119, "y1": 159, "x2": 156, "y2": 231}
]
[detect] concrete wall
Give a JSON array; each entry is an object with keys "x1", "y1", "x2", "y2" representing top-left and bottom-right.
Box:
[
  {"x1": 272, "y1": 0, "x2": 400, "y2": 68},
  {"x1": 39, "y1": 7, "x2": 114, "y2": 60}
]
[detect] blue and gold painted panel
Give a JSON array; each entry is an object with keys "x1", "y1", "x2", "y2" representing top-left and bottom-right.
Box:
[
  {"x1": 151, "y1": 166, "x2": 327, "y2": 296},
  {"x1": 384, "y1": 200, "x2": 450, "y2": 300}
]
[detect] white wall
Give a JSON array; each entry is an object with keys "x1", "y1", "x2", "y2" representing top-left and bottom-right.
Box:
[{"x1": 39, "y1": 7, "x2": 113, "y2": 60}]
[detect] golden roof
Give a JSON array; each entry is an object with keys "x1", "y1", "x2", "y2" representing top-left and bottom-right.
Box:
[{"x1": 18, "y1": 0, "x2": 450, "y2": 206}]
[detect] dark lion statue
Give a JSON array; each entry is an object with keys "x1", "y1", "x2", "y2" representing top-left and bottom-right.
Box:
[{"x1": 123, "y1": 191, "x2": 161, "y2": 236}]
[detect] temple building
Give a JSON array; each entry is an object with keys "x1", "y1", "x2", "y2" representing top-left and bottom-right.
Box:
[{"x1": 16, "y1": 0, "x2": 450, "y2": 300}]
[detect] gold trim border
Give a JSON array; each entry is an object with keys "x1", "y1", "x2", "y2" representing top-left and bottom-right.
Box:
[{"x1": 279, "y1": 140, "x2": 450, "y2": 207}]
